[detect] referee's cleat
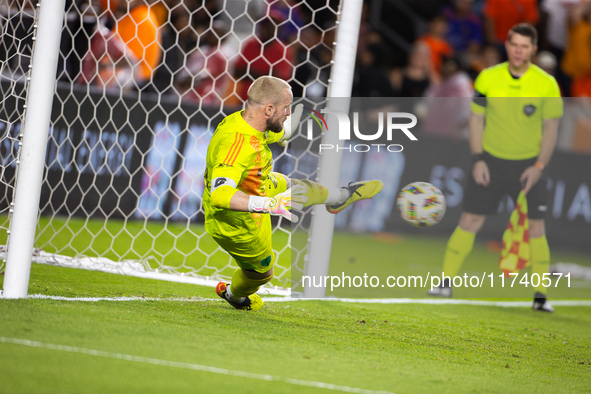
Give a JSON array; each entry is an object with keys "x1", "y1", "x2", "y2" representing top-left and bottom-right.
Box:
[
  {"x1": 532, "y1": 291, "x2": 554, "y2": 313},
  {"x1": 215, "y1": 282, "x2": 264, "y2": 311},
  {"x1": 326, "y1": 180, "x2": 384, "y2": 214},
  {"x1": 427, "y1": 279, "x2": 452, "y2": 297}
]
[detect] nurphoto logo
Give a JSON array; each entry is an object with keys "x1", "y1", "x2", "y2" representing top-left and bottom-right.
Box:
[{"x1": 303, "y1": 108, "x2": 418, "y2": 153}]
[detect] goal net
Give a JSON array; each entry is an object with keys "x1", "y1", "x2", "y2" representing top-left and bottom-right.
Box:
[
  {"x1": 0, "y1": 1, "x2": 36, "y2": 263},
  {"x1": 0, "y1": 0, "x2": 340, "y2": 294}
]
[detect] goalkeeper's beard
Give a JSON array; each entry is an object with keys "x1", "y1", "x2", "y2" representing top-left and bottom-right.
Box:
[{"x1": 266, "y1": 117, "x2": 284, "y2": 134}]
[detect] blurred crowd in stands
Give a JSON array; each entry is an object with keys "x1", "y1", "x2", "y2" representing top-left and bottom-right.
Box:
[
  {"x1": 49, "y1": 0, "x2": 337, "y2": 106},
  {"x1": 350, "y1": 0, "x2": 591, "y2": 150},
  {"x1": 2, "y1": 0, "x2": 591, "y2": 151},
  {"x1": 8, "y1": 0, "x2": 591, "y2": 101},
  {"x1": 353, "y1": 0, "x2": 591, "y2": 99}
]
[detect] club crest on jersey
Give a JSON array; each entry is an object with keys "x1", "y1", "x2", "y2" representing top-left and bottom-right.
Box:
[{"x1": 523, "y1": 104, "x2": 536, "y2": 117}]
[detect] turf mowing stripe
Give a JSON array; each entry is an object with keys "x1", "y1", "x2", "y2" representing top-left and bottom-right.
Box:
[
  {"x1": 24, "y1": 294, "x2": 591, "y2": 306},
  {"x1": 0, "y1": 337, "x2": 395, "y2": 394}
]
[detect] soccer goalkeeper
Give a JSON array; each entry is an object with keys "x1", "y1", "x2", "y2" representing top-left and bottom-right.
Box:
[{"x1": 203, "y1": 76, "x2": 383, "y2": 311}]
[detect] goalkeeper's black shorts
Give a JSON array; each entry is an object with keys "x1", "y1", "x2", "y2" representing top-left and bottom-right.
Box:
[{"x1": 463, "y1": 151, "x2": 548, "y2": 219}]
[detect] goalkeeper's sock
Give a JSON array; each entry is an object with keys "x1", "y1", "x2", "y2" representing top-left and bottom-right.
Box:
[
  {"x1": 530, "y1": 235, "x2": 550, "y2": 295},
  {"x1": 442, "y1": 227, "x2": 475, "y2": 279},
  {"x1": 225, "y1": 284, "x2": 245, "y2": 303},
  {"x1": 292, "y1": 179, "x2": 345, "y2": 207},
  {"x1": 229, "y1": 268, "x2": 273, "y2": 298},
  {"x1": 335, "y1": 188, "x2": 352, "y2": 204}
]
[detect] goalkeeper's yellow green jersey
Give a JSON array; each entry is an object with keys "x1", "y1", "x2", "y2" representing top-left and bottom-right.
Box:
[
  {"x1": 471, "y1": 62, "x2": 563, "y2": 160},
  {"x1": 203, "y1": 110, "x2": 283, "y2": 242}
]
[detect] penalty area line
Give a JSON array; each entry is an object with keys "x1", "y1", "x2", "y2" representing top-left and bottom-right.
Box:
[{"x1": 0, "y1": 337, "x2": 394, "y2": 394}]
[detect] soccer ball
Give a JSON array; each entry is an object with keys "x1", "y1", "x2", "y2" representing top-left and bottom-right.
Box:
[{"x1": 397, "y1": 182, "x2": 446, "y2": 227}]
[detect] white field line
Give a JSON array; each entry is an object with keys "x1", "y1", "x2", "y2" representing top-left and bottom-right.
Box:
[
  {"x1": 0, "y1": 337, "x2": 394, "y2": 394},
  {"x1": 23, "y1": 294, "x2": 591, "y2": 306}
]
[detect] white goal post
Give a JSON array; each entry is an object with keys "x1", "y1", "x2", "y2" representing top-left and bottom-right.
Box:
[
  {"x1": 2, "y1": 0, "x2": 66, "y2": 298},
  {"x1": 0, "y1": 0, "x2": 362, "y2": 298}
]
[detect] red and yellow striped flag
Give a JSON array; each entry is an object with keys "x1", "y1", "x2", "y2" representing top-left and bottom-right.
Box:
[{"x1": 499, "y1": 190, "x2": 530, "y2": 277}]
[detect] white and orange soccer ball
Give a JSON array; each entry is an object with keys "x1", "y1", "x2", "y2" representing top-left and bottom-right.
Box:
[{"x1": 397, "y1": 182, "x2": 446, "y2": 227}]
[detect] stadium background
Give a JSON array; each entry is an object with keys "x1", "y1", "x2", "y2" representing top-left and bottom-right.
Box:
[
  {"x1": 0, "y1": 1, "x2": 590, "y2": 392},
  {"x1": 2, "y1": 0, "x2": 590, "y2": 250},
  {"x1": 0, "y1": 0, "x2": 589, "y2": 295}
]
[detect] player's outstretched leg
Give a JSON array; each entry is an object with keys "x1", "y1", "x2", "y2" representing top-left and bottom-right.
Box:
[
  {"x1": 286, "y1": 178, "x2": 383, "y2": 212},
  {"x1": 325, "y1": 180, "x2": 384, "y2": 214}
]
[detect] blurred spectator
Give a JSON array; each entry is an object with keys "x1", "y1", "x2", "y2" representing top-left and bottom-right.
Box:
[
  {"x1": 193, "y1": 0, "x2": 220, "y2": 33},
  {"x1": 423, "y1": 55, "x2": 473, "y2": 139},
  {"x1": 176, "y1": 21, "x2": 232, "y2": 107},
  {"x1": 58, "y1": 1, "x2": 96, "y2": 82},
  {"x1": 232, "y1": 15, "x2": 295, "y2": 102},
  {"x1": 557, "y1": 97, "x2": 591, "y2": 151},
  {"x1": 417, "y1": 15, "x2": 454, "y2": 79},
  {"x1": 269, "y1": 0, "x2": 305, "y2": 44},
  {"x1": 353, "y1": 43, "x2": 396, "y2": 97},
  {"x1": 483, "y1": 0, "x2": 539, "y2": 45},
  {"x1": 479, "y1": 43, "x2": 502, "y2": 68},
  {"x1": 541, "y1": 0, "x2": 582, "y2": 95},
  {"x1": 114, "y1": 1, "x2": 165, "y2": 86},
  {"x1": 390, "y1": 43, "x2": 434, "y2": 97},
  {"x1": 291, "y1": 24, "x2": 332, "y2": 98},
  {"x1": 151, "y1": 5, "x2": 197, "y2": 94},
  {"x1": 442, "y1": 0, "x2": 484, "y2": 53},
  {"x1": 561, "y1": 2, "x2": 591, "y2": 97},
  {"x1": 99, "y1": 0, "x2": 123, "y2": 20},
  {"x1": 356, "y1": 2, "x2": 382, "y2": 61},
  {"x1": 467, "y1": 43, "x2": 501, "y2": 77},
  {"x1": 541, "y1": 0, "x2": 581, "y2": 52},
  {"x1": 78, "y1": 21, "x2": 138, "y2": 90},
  {"x1": 426, "y1": 55, "x2": 474, "y2": 97}
]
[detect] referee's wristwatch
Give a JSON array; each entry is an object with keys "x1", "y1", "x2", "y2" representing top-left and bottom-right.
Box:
[{"x1": 471, "y1": 153, "x2": 485, "y2": 164}]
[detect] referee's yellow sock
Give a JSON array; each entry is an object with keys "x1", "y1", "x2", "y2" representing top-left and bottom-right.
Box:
[
  {"x1": 228, "y1": 268, "x2": 272, "y2": 298},
  {"x1": 442, "y1": 227, "x2": 475, "y2": 279},
  {"x1": 530, "y1": 236, "x2": 550, "y2": 295}
]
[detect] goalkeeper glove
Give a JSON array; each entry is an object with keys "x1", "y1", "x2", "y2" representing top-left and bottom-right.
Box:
[
  {"x1": 278, "y1": 103, "x2": 304, "y2": 147},
  {"x1": 248, "y1": 184, "x2": 308, "y2": 223}
]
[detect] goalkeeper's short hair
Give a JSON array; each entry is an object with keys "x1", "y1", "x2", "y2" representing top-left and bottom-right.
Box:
[{"x1": 247, "y1": 76, "x2": 291, "y2": 107}]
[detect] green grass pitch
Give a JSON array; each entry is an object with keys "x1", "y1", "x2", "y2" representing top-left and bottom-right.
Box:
[{"x1": 1, "y1": 227, "x2": 590, "y2": 393}]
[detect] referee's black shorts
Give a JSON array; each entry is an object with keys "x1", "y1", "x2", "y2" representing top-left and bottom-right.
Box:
[{"x1": 463, "y1": 152, "x2": 548, "y2": 219}]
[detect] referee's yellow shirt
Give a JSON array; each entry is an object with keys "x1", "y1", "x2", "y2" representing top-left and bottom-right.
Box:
[{"x1": 471, "y1": 62, "x2": 563, "y2": 160}]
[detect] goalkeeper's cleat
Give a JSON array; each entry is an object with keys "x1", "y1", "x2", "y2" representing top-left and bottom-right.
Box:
[
  {"x1": 427, "y1": 278, "x2": 452, "y2": 297},
  {"x1": 532, "y1": 292, "x2": 554, "y2": 313},
  {"x1": 326, "y1": 180, "x2": 384, "y2": 214},
  {"x1": 215, "y1": 282, "x2": 264, "y2": 311}
]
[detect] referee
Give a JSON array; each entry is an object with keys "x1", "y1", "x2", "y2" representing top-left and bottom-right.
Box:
[{"x1": 428, "y1": 24, "x2": 563, "y2": 312}]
